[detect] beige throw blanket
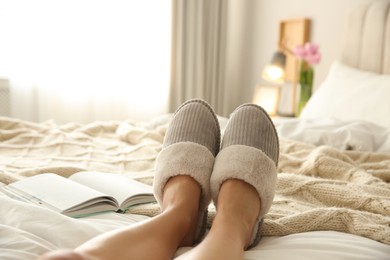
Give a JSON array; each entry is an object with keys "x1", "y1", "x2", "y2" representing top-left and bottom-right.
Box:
[
  {"x1": 0, "y1": 116, "x2": 389, "y2": 245},
  {"x1": 269, "y1": 139, "x2": 390, "y2": 245}
]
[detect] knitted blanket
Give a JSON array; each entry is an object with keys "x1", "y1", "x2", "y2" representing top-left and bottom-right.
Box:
[
  {"x1": 269, "y1": 138, "x2": 390, "y2": 244},
  {"x1": 131, "y1": 138, "x2": 390, "y2": 245},
  {"x1": 0, "y1": 116, "x2": 389, "y2": 245}
]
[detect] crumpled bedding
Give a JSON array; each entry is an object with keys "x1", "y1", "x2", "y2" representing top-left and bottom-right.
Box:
[
  {"x1": 0, "y1": 115, "x2": 169, "y2": 185},
  {"x1": 269, "y1": 138, "x2": 390, "y2": 244},
  {"x1": 273, "y1": 117, "x2": 390, "y2": 152},
  {"x1": 0, "y1": 115, "x2": 389, "y2": 251}
]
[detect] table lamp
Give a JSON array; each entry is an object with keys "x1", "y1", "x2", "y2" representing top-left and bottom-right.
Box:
[{"x1": 262, "y1": 51, "x2": 287, "y2": 83}]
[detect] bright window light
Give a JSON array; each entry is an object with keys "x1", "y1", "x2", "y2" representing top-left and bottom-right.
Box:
[{"x1": 0, "y1": 0, "x2": 171, "y2": 122}]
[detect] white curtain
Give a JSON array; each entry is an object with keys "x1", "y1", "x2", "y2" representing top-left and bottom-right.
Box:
[
  {"x1": 0, "y1": 0, "x2": 171, "y2": 123},
  {"x1": 169, "y1": 0, "x2": 261, "y2": 117}
]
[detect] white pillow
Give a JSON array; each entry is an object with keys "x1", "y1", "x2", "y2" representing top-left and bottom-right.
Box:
[{"x1": 300, "y1": 61, "x2": 390, "y2": 128}]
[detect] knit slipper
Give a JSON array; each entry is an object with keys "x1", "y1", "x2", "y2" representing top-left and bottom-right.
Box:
[
  {"x1": 210, "y1": 104, "x2": 279, "y2": 249},
  {"x1": 153, "y1": 99, "x2": 220, "y2": 244}
]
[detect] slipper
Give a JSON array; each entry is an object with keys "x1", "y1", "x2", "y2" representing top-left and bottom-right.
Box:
[
  {"x1": 153, "y1": 98, "x2": 220, "y2": 244},
  {"x1": 210, "y1": 104, "x2": 279, "y2": 249}
]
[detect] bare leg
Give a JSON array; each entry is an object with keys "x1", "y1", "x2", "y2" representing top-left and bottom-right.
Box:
[
  {"x1": 39, "y1": 176, "x2": 201, "y2": 260},
  {"x1": 176, "y1": 179, "x2": 260, "y2": 260}
]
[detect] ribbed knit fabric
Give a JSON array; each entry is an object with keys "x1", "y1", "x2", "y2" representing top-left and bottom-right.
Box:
[
  {"x1": 163, "y1": 99, "x2": 220, "y2": 156},
  {"x1": 221, "y1": 104, "x2": 279, "y2": 165}
]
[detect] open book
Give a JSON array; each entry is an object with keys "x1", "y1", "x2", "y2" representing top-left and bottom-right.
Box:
[{"x1": 1, "y1": 172, "x2": 156, "y2": 217}]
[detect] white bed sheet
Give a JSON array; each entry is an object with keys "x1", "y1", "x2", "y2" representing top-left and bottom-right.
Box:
[
  {"x1": 273, "y1": 117, "x2": 390, "y2": 153},
  {"x1": 177, "y1": 230, "x2": 390, "y2": 260},
  {"x1": 1, "y1": 193, "x2": 389, "y2": 260}
]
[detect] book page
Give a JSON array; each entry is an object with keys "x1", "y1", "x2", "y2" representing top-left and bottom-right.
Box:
[
  {"x1": 70, "y1": 172, "x2": 154, "y2": 207},
  {"x1": 6, "y1": 173, "x2": 116, "y2": 212}
]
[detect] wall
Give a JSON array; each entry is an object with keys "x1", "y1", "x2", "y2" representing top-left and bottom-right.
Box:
[{"x1": 251, "y1": 0, "x2": 381, "y2": 97}]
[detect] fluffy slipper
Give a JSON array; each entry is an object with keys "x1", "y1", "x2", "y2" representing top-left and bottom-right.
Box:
[
  {"x1": 210, "y1": 104, "x2": 279, "y2": 249},
  {"x1": 153, "y1": 99, "x2": 220, "y2": 244}
]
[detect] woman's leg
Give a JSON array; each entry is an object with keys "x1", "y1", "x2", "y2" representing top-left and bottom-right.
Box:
[
  {"x1": 175, "y1": 179, "x2": 260, "y2": 260},
  {"x1": 39, "y1": 175, "x2": 201, "y2": 260}
]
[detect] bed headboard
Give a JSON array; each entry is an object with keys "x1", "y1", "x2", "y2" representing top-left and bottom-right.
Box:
[{"x1": 341, "y1": 1, "x2": 390, "y2": 74}]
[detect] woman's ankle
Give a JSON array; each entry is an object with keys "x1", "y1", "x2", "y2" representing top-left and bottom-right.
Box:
[
  {"x1": 162, "y1": 176, "x2": 201, "y2": 210},
  {"x1": 161, "y1": 175, "x2": 202, "y2": 246},
  {"x1": 215, "y1": 179, "x2": 261, "y2": 248}
]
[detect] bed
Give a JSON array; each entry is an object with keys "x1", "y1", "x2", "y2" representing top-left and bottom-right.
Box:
[{"x1": 1, "y1": 1, "x2": 390, "y2": 259}]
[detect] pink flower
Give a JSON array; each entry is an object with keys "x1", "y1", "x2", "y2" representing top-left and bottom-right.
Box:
[
  {"x1": 293, "y1": 45, "x2": 307, "y2": 59},
  {"x1": 294, "y1": 42, "x2": 321, "y2": 65},
  {"x1": 304, "y1": 42, "x2": 319, "y2": 55},
  {"x1": 306, "y1": 52, "x2": 321, "y2": 65}
]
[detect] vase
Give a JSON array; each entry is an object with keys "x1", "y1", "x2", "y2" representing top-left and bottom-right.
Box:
[{"x1": 296, "y1": 62, "x2": 314, "y2": 116}]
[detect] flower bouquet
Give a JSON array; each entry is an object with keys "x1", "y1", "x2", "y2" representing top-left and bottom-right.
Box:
[{"x1": 294, "y1": 42, "x2": 321, "y2": 116}]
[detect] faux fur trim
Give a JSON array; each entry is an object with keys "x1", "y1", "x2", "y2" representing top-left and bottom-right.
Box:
[{"x1": 210, "y1": 144, "x2": 277, "y2": 218}]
